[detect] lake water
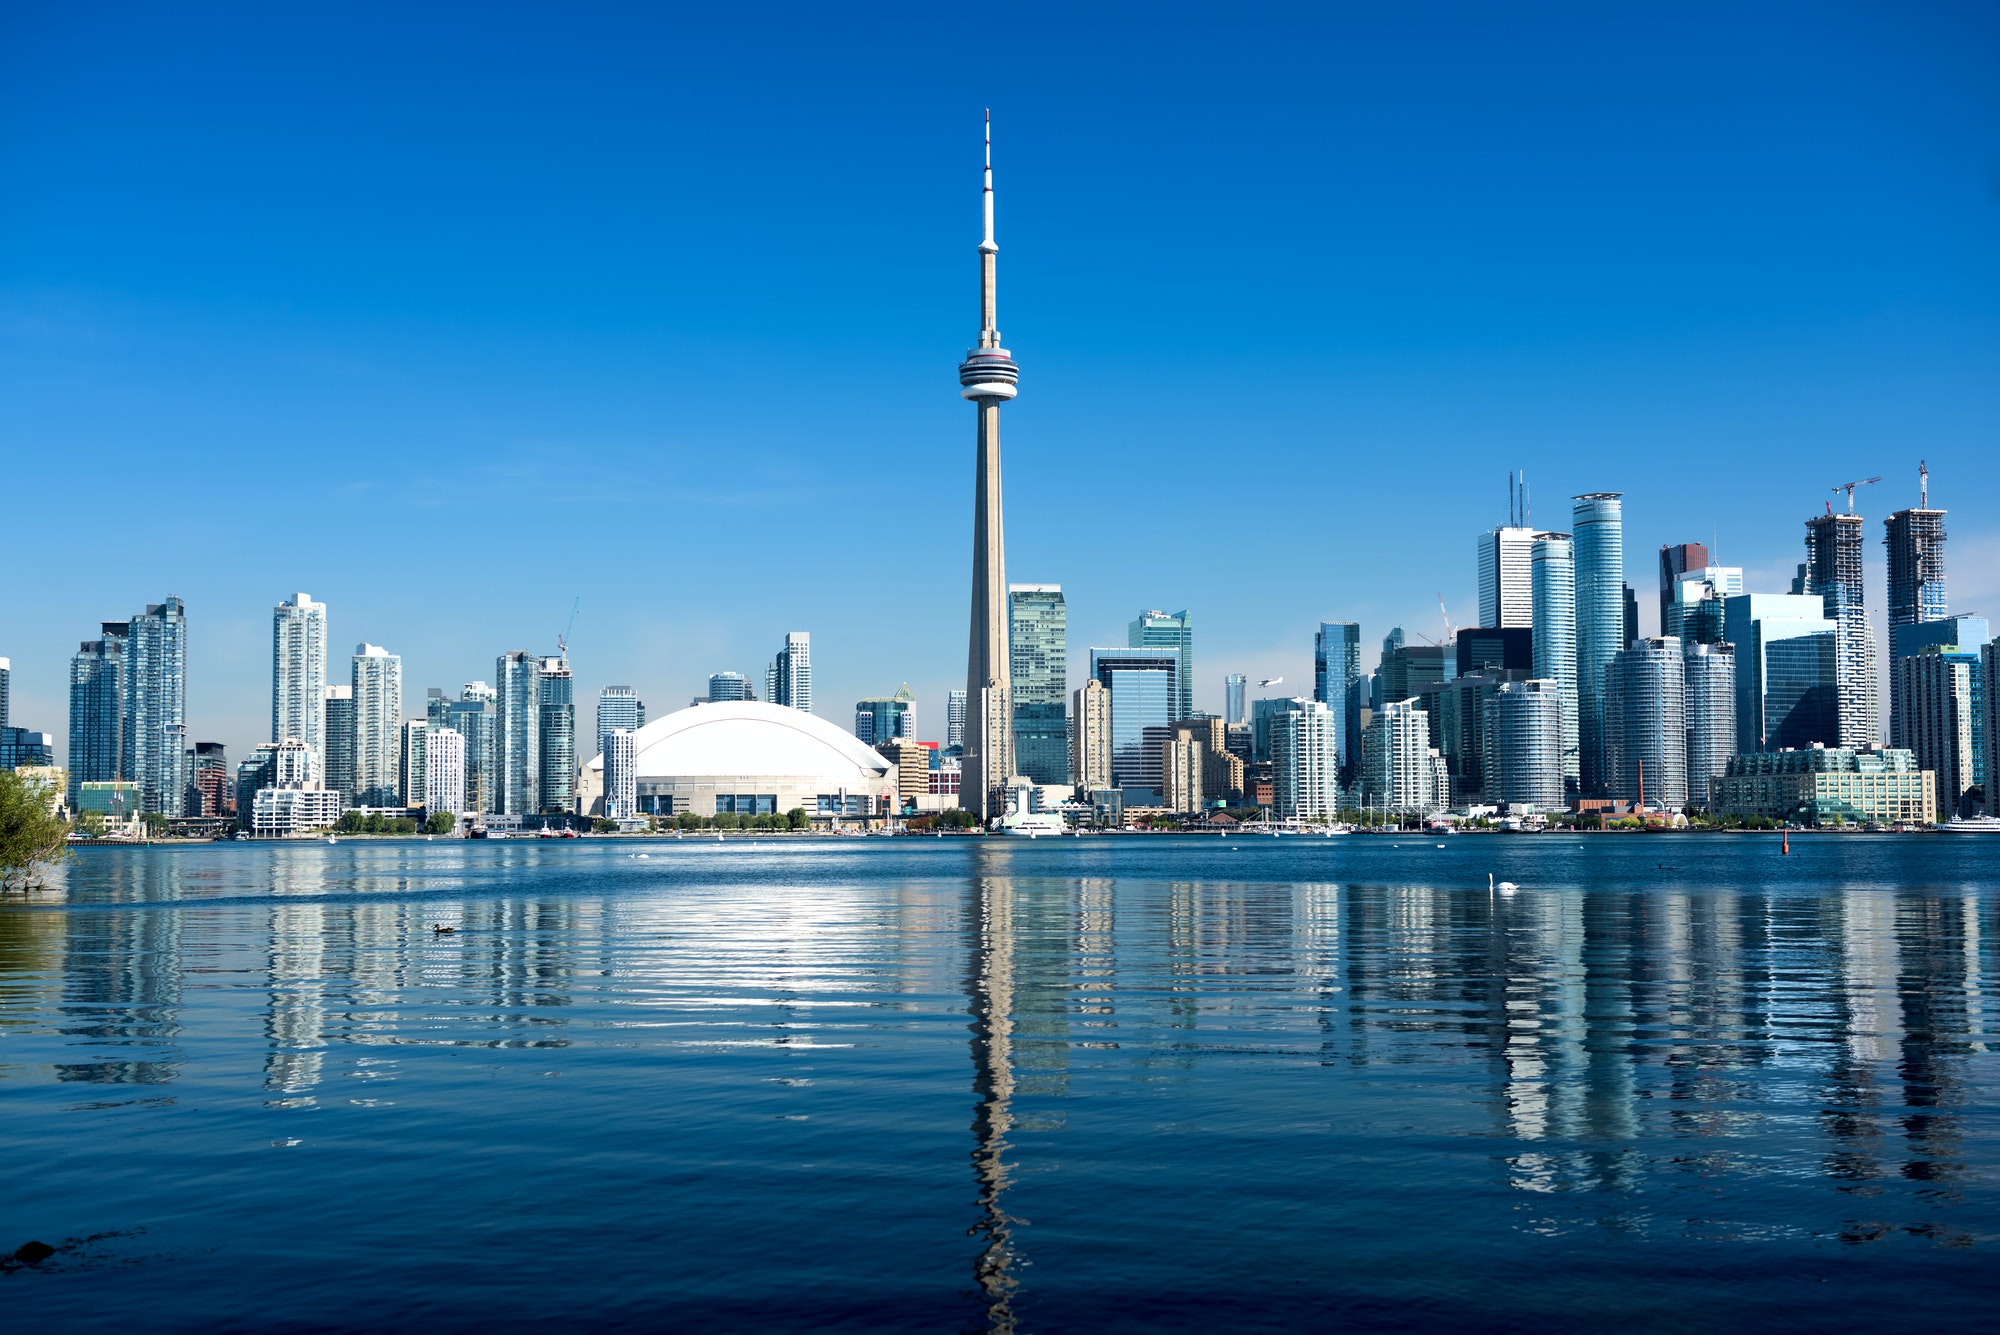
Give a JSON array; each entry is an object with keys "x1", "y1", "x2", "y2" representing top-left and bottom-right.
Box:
[{"x1": 3, "y1": 834, "x2": 1998, "y2": 1331}]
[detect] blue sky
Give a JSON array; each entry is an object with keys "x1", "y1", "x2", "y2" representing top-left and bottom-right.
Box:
[{"x1": 3, "y1": 2, "x2": 1997, "y2": 762}]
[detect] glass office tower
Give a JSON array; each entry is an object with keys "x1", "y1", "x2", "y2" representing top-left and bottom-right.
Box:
[
  {"x1": 1723, "y1": 593, "x2": 1838, "y2": 754},
  {"x1": 68, "y1": 624, "x2": 127, "y2": 808},
  {"x1": 539, "y1": 656, "x2": 576, "y2": 815},
  {"x1": 1313, "y1": 622, "x2": 1364, "y2": 786},
  {"x1": 1009, "y1": 584, "x2": 1068, "y2": 784},
  {"x1": 1223, "y1": 674, "x2": 1247, "y2": 727},
  {"x1": 597, "y1": 686, "x2": 645, "y2": 749},
  {"x1": 1571, "y1": 494, "x2": 1625, "y2": 795},
  {"x1": 1128, "y1": 611, "x2": 1194, "y2": 720},
  {"x1": 1091, "y1": 647, "x2": 1179, "y2": 800},
  {"x1": 495, "y1": 652, "x2": 542, "y2": 817},
  {"x1": 448, "y1": 683, "x2": 497, "y2": 815},
  {"x1": 1803, "y1": 510, "x2": 1878, "y2": 749},
  {"x1": 125, "y1": 597, "x2": 189, "y2": 817}
]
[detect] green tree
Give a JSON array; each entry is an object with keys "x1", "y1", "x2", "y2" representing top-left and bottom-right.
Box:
[
  {"x1": 785, "y1": 807, "x2": 807, "y2": 830},
  {"x1": 1, "y1": 769, "x2": 73, "y2": 892},
  {"x1": 389, "y1": 818, "x2": 417, "y2": 834},
  {"x1": 423, "y1": 811, "x2": 456, "y2": 835},
  {"x1": 141, "y1": 811, "x2": 169, "y2": 835},
  {"x1": 74, "y1": 810, "x2": 107, "y2": 838},
  {"x1": 338, "y1": 810, "x2": 366, "y2": 833},
  {"x1": 592, "y1": 818, "x2": 618, "y2": 833}
]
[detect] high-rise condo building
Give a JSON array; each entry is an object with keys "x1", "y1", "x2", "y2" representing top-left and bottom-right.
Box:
[
  {"x1": 1454, "y1": 627, "x2": 1533, "y2": 679},
  {"x1": 947, "y1": 690, "x2": 968, "y2": 753},
  {"x1": 1884, "y1": 464, "x2": 1947, "y2": 630},
  {"x1": 602, "y1": 728, "x2": 637, "y2": 821},
  {"x1": 1724, "y1": 593, "x2": 1838, "y2": 754},
  {"x1": 767, "y1": 632, "x2": 812, "y2": 714},
  {"x1": 957, "y1": 115, "x2": 1022, "y2": 819},
  {"x1": 351, "y1": 643, "x2": 401, "y2": 806},
  {"x1": 1010, "y1": 584, "x2": 1068, "y2": 784},
  {"x1": 68, "y1": 624, "x2": 127, "y2": 808},
  {"x1": 1223, "y1": 674, "x2": 1248, "y2": 727},
  {"x1": 495, "y1": 653, "x2": 542, "y2": 817},
  {"x1": 1682, "y1": 642, "x2": 1737, "y2": 809},
  {"x1": 1985, "y1": 642, "x2": 2000, "y2": 817},
  {"x1": 1606, "y1": 636, "x2": 1686, "y2": 811},
  {"x1": 1530, "y1": 532, "x2": 1579, "y2": 792},
  {"x1": 1270, "y1": 699, "x2": 1340, "y2": 823},
  {"x1": 0, "y1": 656, "x2": 7, "y2": 726},
  {"x1": 1091, "y1": 647, "x2": 1180, "y2": 800},
  {"x1": 322, "y1": 685, "x2": 355, "y2": 800},
  {"x1": 1070, "y1": 679, "x2": 1110, "y2": 790},
  {"x1": 855, "y1": 686, "x2": 917, "y2": 746},
  {"x1": 1664, "y1": 566, "x2": 1743, "y2": 644},
  {"x1": 1899, "y1": 647, "x2": 1976, "y2": 819},
  {"x1": 1888, "y1": 616, "x2": 1988, "y2": 764},
  {"x1": 1802, "y1": 506, "x2": 1878, "y2": 749},
  {"x1": 187, "y1": 741, "x2": 230, "y2": 817},
  {"x1": 1477, "y1": 527, "x2": 1536, "y2": 630},
  {"x1": 1364, "y1": 700, "x2": 1446, "y2": 815},
  {"x1": 1129, "y1": 610, "x2": 1194, "y2": 720},
  {"x1": 1433, "y1": 668, "x2": 1522, "y2": 807},
  {"x1": 449, "y1": 682, "x2": 496, "y2": 815},
  {"x1": 597, "y1": 686, "x2": 646, "y2": 749},
  {"x1": 399, "y1": 720, "x2": 428, "y2": 808},
  {"x1": 1572, "y1": 493, "x2": 1625, "y2": 795},
  {"x1": 273, "y1": 593, "x2": 327, "y2": 763},
  {"x1": 538, "y1": 655, "x2": 575, "y2": 815},
  {"x1": 126, "y1": 597, "x2": 189, "y2": 817},
  {"x1": 707, "y1": 672, "x2": 753, "y2": 703},
  {"x1": 426, "y1": 727, "x2": 466, "y2": 817},
  {"x1": 1658, "y1": 542, "x2": 1711, "y2": 639},
  {"x1": 1313, "y1": 622, "x2": 1364, "y2": 786},
  {"x1": 1483, "y1": 678, "x2": 1564, "y2": 812}
]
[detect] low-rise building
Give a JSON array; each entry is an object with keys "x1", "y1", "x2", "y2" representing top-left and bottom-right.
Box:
[
  {"x1": 1709, "y1": 745, "x2": 1934, "y2": 826},
  {"x1": 251, "y1": 785, "x2": 345, "y2": 836}
]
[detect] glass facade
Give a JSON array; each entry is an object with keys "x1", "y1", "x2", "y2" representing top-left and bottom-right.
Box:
[
  {"x1": 272, "y1": 592, "x2": 327, "y2": 762},
  {"x1": 1572, "y1": 493, "x2": 1625, "y2": 796},
  {"x1": 351, "y1": 644, "x2": 402, "y2": 806},
  {"x1": 1313, "y1": 622, "x2": 1364, "y2": 786},
  {"x1": 1476, "y1": 527, "x2": 1535, "y2": 629},
  {"x1": 446, "y1": 690, "x2": 496, "y2": 815},
  {"x1": 947, "y1": 690, "x2": 967, "y2": 752},
  {"x1": 1763, "y1": 632, "x2": 1839, "y2": 753},
  {"x1": 707, "y1": 672, "x2": 752, "y2": 703},
  {"x1": 767, "y1": 633, "x2": 811, "y2": 713},
  {"x1": 322, "y1": 687, "x2": 355, "y2": 800},
  {"x1": 1724, "y1": 594, "x2": 1839, "y2": 754},
  {"x1": 1803, "y1": 511, "x2": 1878, "y2": 749},
  {"x1": 1270, "y1": 700, "x2": 1339, "y2": 821},
  {"x1": 125, "y1": 597, "x2": 189, "y2": 817},
  {"x1": 1009, "y1": 585, "x2": 1068, "y2": 784},
  {"x1": 597, "y1": 686, "x2": 646, "y2": 750},
  {"x1": 855, "y1": 686, "x2": 916, "y2": 747},
  {"x1": 538, "y1": 656, "x2": 576, "y2": 815},
  {"x1": 67, "y1": 626, "x2": 127, "y2": 808},
  {"x1": 1605, "y1": 637, "x2": 1686, "y2": 810},
  {"x1": 1530, "y1": 533, "x2": 1578, "y2": 792},
  {"x1": 1091, "y1": 647, "x2": 1178, "y2": 798},
  {"x1": 1682, "y1": 643, "x2": 1737, "y2": 808},
  {"x1": 495, "y1": 653, "x2": 541, "y2": 817},
  {"x1": 1128, "y1": 611, "x2": 1193, "y2": 721},
  {"x1": 1223, "y1": 674, "x2": 1247, "y2": 727},
  {"x1": 1484, "y1": 678, "x2": 1563, "y2": 811}
]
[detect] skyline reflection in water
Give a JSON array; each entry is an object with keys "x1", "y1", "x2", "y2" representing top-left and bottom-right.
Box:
[{"x1": 2, "y1": 837, "x2": 1996, "y2": 1332}]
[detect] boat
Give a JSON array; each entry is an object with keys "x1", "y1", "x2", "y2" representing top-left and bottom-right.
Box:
[
  {"x1": 996, "y1": 787, "x2": 1066, "y2": 837},
  {"x1": 1941, "y1": 816, "x2": 2000, "y2": 833}
]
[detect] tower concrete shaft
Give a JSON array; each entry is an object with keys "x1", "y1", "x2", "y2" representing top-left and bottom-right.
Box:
[{"x1": 959, "y1": 113, "x2": 1020, "y2": 820}]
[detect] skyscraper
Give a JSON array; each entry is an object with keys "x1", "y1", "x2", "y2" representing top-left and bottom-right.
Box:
[
  {"x1": 426, "y1": 727, "x2": 465, "y2": 817},
  {"x1": 1223, "y1": 674, "x2": 1247, "y2": 727},
  {"x1": 855, "y1": 686, "x2": 917, "y2": 746},
  {"x1": 947, "y1": 690, "x2": 967, "y2": 753},
  {"x1": 1802, "y1": 505, "x2": 1878, "y2": 749},
  {"x1": 322, "y1": 685, "x2": 355, "y2": 800},
  {"x1": 1071, "y1": 679, "x2": 1110, "y2": 789},
  {"x1": 1724, "y1": 593, "x2": 1838, "y2": 754},
  {"x1": 1009, "y1": 584, "x2": 1067, "y2": 784},
  {"x1": 958, "y1": 115, "x2": 1021, "y2": 820},
  {"x1": 125, "y1": 597, "x2": 189, "y2": 817},
  {"x1": 1884, "y1": 464, "x2": 1947, "y2": 630},
  {"x1": 1682, "y1": 642, "x2": 1737, "y2": 809},
  {"x1": 449, "y1": 682, "x2": 496, "y2": 815},
  {"x1": 399, "y1": 720, "x2": 428, "y2": 809},
  {"x1": 1477, "y1": 527, "x2": 1536, "y2": 630},
  {"x1": 351, "y1": 643, "x2": 401, "y2": 806},
  {"x1": 602, "y1": 728, "x2": 637, "y2": 821},
  {"x1": 598, "y1": 686, "x2": 646, "y2": 749},
  {"x1": 538, "y1": 655, "x2": 575, "y2": 815},
  {"x1": 1530, "y1": 532, "x2": 1579, "y2": 792},
  {"x1": 187, "y1": 742, "x2": 230, "y2": 818},
  {"x1": 0, "y1": 656, "x2": 7, "y2": 727},
  {"x1": 1657, "y1": 542, "x2": 1711, "y2": 639},
  {"x1": 495, "y1": 652, "x2": 541, "y2": 817},
  {"x1": 1312, "y1": 622, "x2": 1363, "y2": 786},
  {"x1": 1270, "y1": 700, "x2": 1340, "y2": 822},
  {"x1": 1364, "y1": 700, "x2": 1446, "y2": 815},
  {"x1": 767, "y1": 632, "x2": 812, "y2": 713},
  {"x1": 1900, "y1": 647, "x2": 1975, "y2": 819},
  {"x1": 1572, "y1": 493, "x2": 1625, "y2": 795},
  {"x1": 1129, "y1": 610, "x2": 1194, "y2": 720},
  {"x1": 707, "y1": 672, "x2": 753, "y2": 703},
  {"x1": 1483, "y1": 678, "x2": 1564, "y2": 812},
  {"x1": 1091, "y1": 647, "x2": 1179, "y2": 799},
  {"x1": 68, "y1": 624, "x2": 127, "y2": 808},
  {"x1": 1664, "y1": 566, "x2": 1743, "y2": 644},
  {"x1": 1606, "y1": 637, "x2": 1687, "y2": 811},
  {"x1": 273, "y1": 593, "x2": 327, "y2": 761}
]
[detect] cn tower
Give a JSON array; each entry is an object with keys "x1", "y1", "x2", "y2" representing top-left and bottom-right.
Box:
[{"x1": 958, "y1": 112, "x2": 1019, "y2": 822}]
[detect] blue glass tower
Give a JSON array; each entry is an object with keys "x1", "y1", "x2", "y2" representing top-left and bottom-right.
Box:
[
  {"x1": 1009, "y1": 584, "x2": 1068, "y2": 784},
  {"x1": 1572, "y1": 493, "x2": 1624, "y2": 795},
  {"x1": 1313, "y1": 622, "x2": 1363, "y2": 786}
]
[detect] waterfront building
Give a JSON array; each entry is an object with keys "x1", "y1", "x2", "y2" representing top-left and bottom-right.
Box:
[
  {"x1": 1313, "y1": 622, "x2": 1364, "y2": 786},
  {"x1": 1605, "y1": 637, "x2": 1687, "y2": 811},
  {"x1": 79, "y1": 780, "x2": 143, "y2": 829},
  {"x1": 1090, "y1": 647, "x2": 1179, "y2": 802},
  {"x1": 1376, "y1": 640, "x2": 1448, "y2": 711},
  {"x1": 579, "y1": 702, "x2": 895, "y2": 820},
  {"x1": 597, "y1": 686, "x2": 645, "y2": 750},
  {"x1": 399, "y1": 720, "x2": 428, "y2": 808},
  {"x1": 251, "y1": 785, "x2": 344, "y2": 837},
  {"x1": 1455, "y1": 627, "x2": 1533, "y2": 679},
  {"x1": 1723, "y1": 593, "x2": 1839, "y2": 754},
  {"x1": 946, "y1": 690, "x2": 967, "y2": 753},
  {"x1": 426, "y1": 726, "x2": 466, "y2": 817},
  {"x1": 1271, "y1": 699, "x2": 1341, "y2": 822},
  {"x1": 1884, "y1": 466, "x2": 1947, "y2": 630},
  {"x1": 233, "y1": 744, "x2": 279, "y2": 829},
  {"x1": 707, "y1": 672, "x2": 753, "y2": 703},
  {"x1": 601, "y1": 728, "x2": 637, "y2": 820},
  {"x1": 321, "y1": 686, "x2": 355, "y2": 799},
  {"x1": 1573, "y1": 493, "x2": 1625, "y2": 795},
  {"x1": 67, "y1": 625, "x2": 127, "y2": 807},
  {"x1": 1223, "y1": 673, "x2": 1247, "y2": 726},
  {"x1": 495, "y1": 653, "x2": 541, "y2": 817},
  {"x1": 1159, "y1": 731, "x2": 1206, "y2": 814},
  {"x1": 1432, "y1": 669, "x2": 1522, "y2": 806},
  {"x1": 1711, "y1": 745, "x2": 1933, "y2": 827},
  {"x1": 1482, "y1": 678, "x2": 1563, "y2": 811},
  {"x1": 0, "y1": 656, "x2": 6, "y2": 726},
  {"x1": 874, "y1": 737, "x2": 932, "y2": 808},
  {"x1": 1802, "y1": 507, "x2": 1879, "y2": 749},
  {"x1": 1683, "y1": 643, "x2": 1737, "y2": 809},
  {"x1": 1365, "y1": 699, "x2": 1446, "y2": 816},
  {"x1": 1658, "y1": 542, "x2": 1712, "y2": 638},
  {"x1": 125, "y1": 597, "x2": 188, "y2": 817},
  {"x1": 854, "y1": 685, "x2": 917, "y2": 746},
  {"x1": 1477, "y1": 526, "x2": 1536, "y2": 630},
  {"x1": 187, "y1": 741, "x2": 230, "y2": 817},
  {"x1": 448, "y1": 682, "x2": 497, "y2": 815},
  {"x1": 1174, "y1": 717, "x2": 1245, "y2": 807},
  {"x1": 1250, "y1": 696, "x2": 1296, "y2": 764},
  {"x1": 1987, "y1": 642, "x2": 2000, "y2": 816},
  {"x1": 272, "y1": 593, "x2": 328, "y2": 764},
  {"x1": 1070, "y1": 679, "x2": 1110, "y2": 789},
  {"x1": 1530, "y1": 532, "x2": 1579, "y2": 791},
  {"x1": 766, "y1": 632, "x2": 812, "y2": 714},
  {"x1": 1900, "y1": 647, "x2": 1978, "y2": 819},
  {"x1": 1010, "y1": 584, "x2": 1068, "y2": 784},
  {"x1": 539, "y1": 655, "x2": 575, "y2": 815},
  {"x1": 1128, "y1": 610, "x2": 1195, "y2": 722},
  {"x1": 350, "y1": 644, "x2": 401, "y2": 806}
]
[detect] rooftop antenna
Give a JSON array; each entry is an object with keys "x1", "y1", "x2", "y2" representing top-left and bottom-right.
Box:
[
  {"x1": 557, "y1": 597, "x2": 581, "y2": 660},
  {"x1": 1523, "y1": 473, "x2": 1530, "y2": 528},
  {"x1": 1920, "y1": 459, "x2": 1929, "y2": 509},
  {"x1": 1508, "y1": 471, "x2": 1516, "y2": 527}
]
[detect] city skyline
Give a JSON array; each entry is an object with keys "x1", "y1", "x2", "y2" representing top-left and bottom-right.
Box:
[{"x1": 4, "y1": 8, "x2": 1998, "y2": 770}]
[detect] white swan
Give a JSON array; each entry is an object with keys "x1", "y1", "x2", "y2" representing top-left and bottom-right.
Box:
[{"x1": 1489, "y1": 872, "x2": 1520, "y2": 893}]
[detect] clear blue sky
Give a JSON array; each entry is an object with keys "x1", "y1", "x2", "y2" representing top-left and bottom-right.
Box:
[{"x1": 4, "y1": 2, "x2": 1996, "y2": 763}]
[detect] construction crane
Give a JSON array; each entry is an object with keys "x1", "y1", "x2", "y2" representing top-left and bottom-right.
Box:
[
  {"x1": 556, "y1": 597, "x2": 581, "y2": 660},
  {"x1": 1831, "y1": 476, "x2": 1881, "y2": 514},
  {"x1": 1437, "y1": 594, "x2": 1455, "y2": 645}
]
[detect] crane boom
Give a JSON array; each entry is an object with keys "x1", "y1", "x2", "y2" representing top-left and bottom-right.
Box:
[
  {"x1": 557, "y1": 597, "x2": 581, "y2": 658},
  {"x1": 1437, "y1": 594, "x2": 1455, "y2": 645},
  {"x1": 1830, "y1": 476, "x2": 1882, "y2": 514}
]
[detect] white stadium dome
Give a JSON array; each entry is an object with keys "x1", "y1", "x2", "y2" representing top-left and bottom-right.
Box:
[{"x1": 584, "y1": 701, "x2": 895, "y2": 819}]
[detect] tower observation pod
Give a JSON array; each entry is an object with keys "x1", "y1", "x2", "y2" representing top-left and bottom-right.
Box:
[{"x1": 960, "y1": 112, "x2": 1019, "y2": 822}]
